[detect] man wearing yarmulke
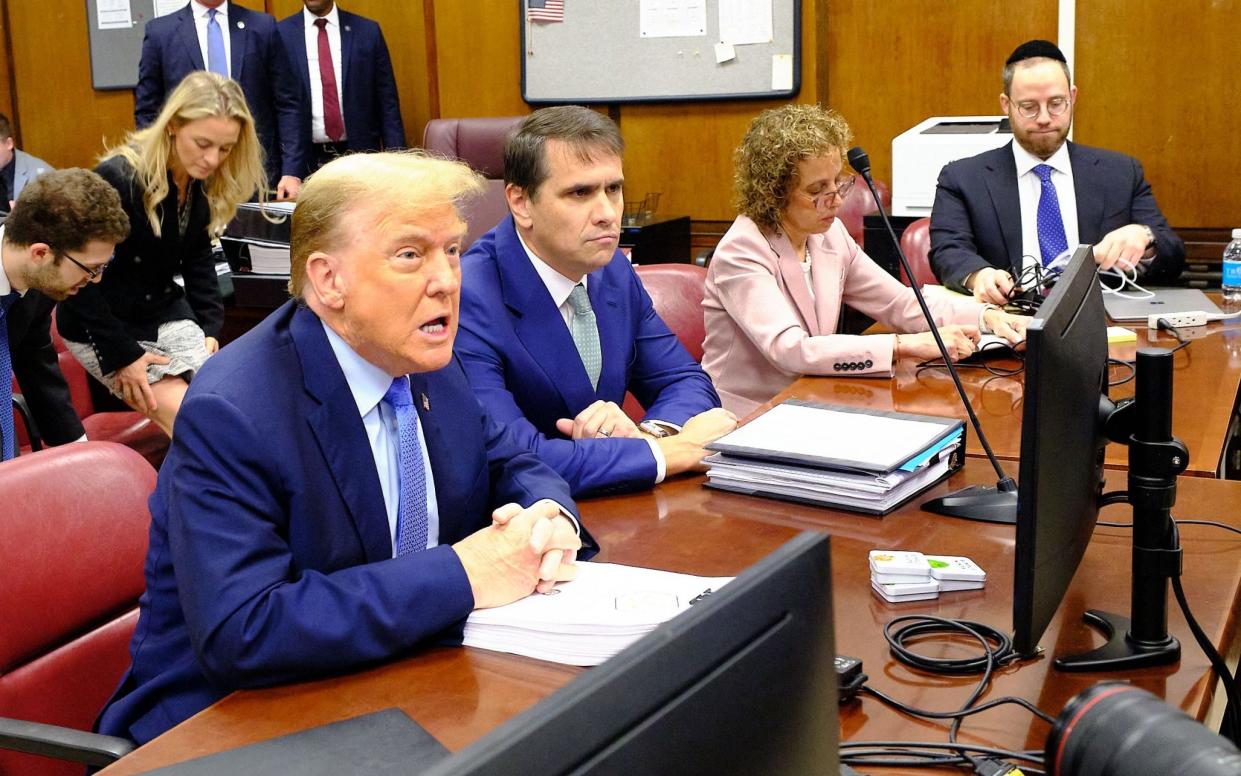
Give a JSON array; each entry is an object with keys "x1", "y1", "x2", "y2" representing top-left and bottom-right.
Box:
[{"x1": 929, "y1": 39, "x2": 1184, "y2": 304}]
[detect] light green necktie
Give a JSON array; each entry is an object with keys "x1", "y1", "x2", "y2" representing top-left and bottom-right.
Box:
[{"x1": 567, "y1": 283, "x2": 601, "y2": 390}]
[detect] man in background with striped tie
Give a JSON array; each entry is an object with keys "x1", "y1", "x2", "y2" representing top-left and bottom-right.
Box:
[
  {"x1": 929, "y1": 39, "x2": 1184, "y2": 304},
  {"x1": 97, "y1": 151, "x2": 592, "y2": 745}
]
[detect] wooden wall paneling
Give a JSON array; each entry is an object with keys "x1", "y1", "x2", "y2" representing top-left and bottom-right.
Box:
[
  {"x1": 1075, "y1": 1, "x2": 1241, "y2": 229},
  {"x1": 824, "y1": 0, "x2": 1057, "y2": 190},
  {"x1": 0, "y1": 1, "x2": 17, "y2": 142},
  {"x1": 268, "y1": 0, "x2": 433, "y2": 146},
  {"x1": 432, "y1": 0, "x2": 529, "y2": 120}
]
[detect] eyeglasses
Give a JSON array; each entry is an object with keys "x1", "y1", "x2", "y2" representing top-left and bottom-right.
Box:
[
  {"x1": 1013, "y1": 96, "x2": 1070, "y2": 119},
  {"x1": 59, "y1": 250, "x2": 112, "y2": 280},
  {"x1": 800, "y1": 175, "x2": 856, "y2": 209}
]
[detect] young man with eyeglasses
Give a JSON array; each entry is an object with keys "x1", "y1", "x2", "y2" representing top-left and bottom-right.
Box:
[
  {"x1": 929, "y1": 39, "x2": 1185, "y2": 305},
  {"x1": 0, "y1": 168, "x2": 129, "y2": 459}
]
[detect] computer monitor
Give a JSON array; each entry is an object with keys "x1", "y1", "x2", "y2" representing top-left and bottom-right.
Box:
[
  {"x1": 427, "y1": 532, "x2": 842, "y2": 776},
  {"x1": 1012, "y1": 244, "x2": 1110, "y2": 658},
  {"x1": 1011, "y1": 245, "x2": 1183, "y2": 670}
]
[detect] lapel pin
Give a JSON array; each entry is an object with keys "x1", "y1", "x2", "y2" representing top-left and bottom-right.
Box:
[
  {"x1": 421, "y1": 393, "x2": 431, "y2": 411},
  {"x1": 237, "y1": 20, "x2": 245, "y2": 29},
  {"x1": 344, "y1": 25, "x2": 351, "y2": 32}
]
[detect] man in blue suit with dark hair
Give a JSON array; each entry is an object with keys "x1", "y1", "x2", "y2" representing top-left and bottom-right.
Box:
[
  {"x1": 135, "y1": 0, "x2": 306, "y2": 198},
  {"x1": 458, "y1": 107, "x2": 736, "y2": 498},
  {"x1": 930, "y1": 39, "x2": 1184, "y2": 304},
  {"x1": 97, "y1": 151, "x2": 591, "y2": 745},
  {"x1": 278, "y1": 0, "x2": 405, "y2": 174}
]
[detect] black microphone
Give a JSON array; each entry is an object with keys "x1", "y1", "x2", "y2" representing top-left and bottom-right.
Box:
[{"x1": 847, "y1": 146, "x2": 1018, "y2": 523}]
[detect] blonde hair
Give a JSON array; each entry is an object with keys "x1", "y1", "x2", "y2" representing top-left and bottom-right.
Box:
[
  {"x1": 733, "y1": 104, "x2": 853, "y2": 233},
  {"x1": 101, "y1": 71, "x2": 269, "y2": 237},
  {"x1": 289, "y1": 150, "x2": 484, "y2": 297}
]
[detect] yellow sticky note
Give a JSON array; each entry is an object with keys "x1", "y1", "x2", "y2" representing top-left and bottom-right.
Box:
[{"x1": 1107, "y1": 326, "x2": 1137, "y2": 344}]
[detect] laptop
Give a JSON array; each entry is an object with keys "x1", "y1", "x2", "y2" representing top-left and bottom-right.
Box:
[{"x1": 1102, "y1": 288, "x2": 1222, "y2": 322}]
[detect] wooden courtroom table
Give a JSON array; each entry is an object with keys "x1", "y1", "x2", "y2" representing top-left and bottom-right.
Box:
[
  {"x1": 101, "y1": 461, "x2": 1241, "y2": 774},
  {"x1": 770, "y1": 321, "x2": 1241, "y2": 478}
]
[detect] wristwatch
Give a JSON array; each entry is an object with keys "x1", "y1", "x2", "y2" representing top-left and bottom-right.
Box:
[{"x1": 638, "y1": 420, "x2": 678, "y2": 438}]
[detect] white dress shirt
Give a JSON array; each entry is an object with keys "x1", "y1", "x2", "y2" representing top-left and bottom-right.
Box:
[
  {"x1": 1013, "y1": 141, "x2": 1079, "y2": 274},
  {"x1": 515, "y1": 231, "x2": 668, "y2": 483},
  {"x1": 322, "y1": 321, "x2": 441, "y2": 556},
  {"x1": 302, "y1": 5, "x2": 348, "y2": 143},
  {"x1": 191, "y1": 0, "x2": 232, "y2": 76}
]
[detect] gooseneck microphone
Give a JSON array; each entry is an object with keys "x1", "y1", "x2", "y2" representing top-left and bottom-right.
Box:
[{"x1": 847, "y1": 146, "x2": 1018, "y2": 523}]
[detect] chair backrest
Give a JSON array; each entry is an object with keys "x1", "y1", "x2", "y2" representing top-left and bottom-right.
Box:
[
  {"x1": 634, "y1": 264, "x2": 708, "y2": 362},
  {"x1": 898, "y1": 217, "x2": 938, "y2": 288},
  {"x1": 837, "y1": 178, "x2": 890, "y2": 247},
  {"x1": 422, "y1": 117, "x2": 526, "y2": 249},
  {"x1": 0, "y1": 442, "x2": 155, "y2": 776}
]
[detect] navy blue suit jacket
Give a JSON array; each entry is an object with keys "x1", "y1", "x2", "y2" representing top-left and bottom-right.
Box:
[
  {"x1": 458, "y1": 217, "x2": 720, "y2": 497},
  {"x1": 97, "y1": 302, "x2": 590, "y2": 744},
  {"x1": 929, "y1": 141, "x2": 1185, "y2": 292},
  {"x1": 134, "y1": 4, "x2": 307, "y2": 183},
  {"x1": 278, "y1": 9, "x2": 405, "y2": 167}
]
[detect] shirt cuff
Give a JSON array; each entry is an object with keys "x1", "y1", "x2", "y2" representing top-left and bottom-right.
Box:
[
  {"x1": 644, "y1": 437, "x2": 667, "y2": 484},
  {"x1": 978, "y1": 303, "x2": 999, "y2": 335},
  {"x1": 535, "y1": 498, "x2": 581, "y2": 536}
]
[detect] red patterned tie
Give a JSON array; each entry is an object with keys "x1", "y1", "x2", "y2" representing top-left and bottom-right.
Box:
[{"x1": 314, "y1": 18, "x2": 344, "y2": 142}]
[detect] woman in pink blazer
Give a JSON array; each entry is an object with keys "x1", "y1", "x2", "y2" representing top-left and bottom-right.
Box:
[{"x1": 703, "y1": 105, "x2": 1027, "y2": 416}]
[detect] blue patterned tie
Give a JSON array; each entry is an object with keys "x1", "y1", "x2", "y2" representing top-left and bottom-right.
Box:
[
  {"x1": 1033, "y1": 164, "x2": 1069, "y2": 267},
  {"x1": 1, "y1": 292, "x2": 18, "y2": 461},
  {"x1": 385, "y1": 376, "x2": 428, "y2": 556},
  {"x1": 206, "y1": 9, "x2": 228, "y2": 76},
  {"x1": 567, "y1": 284, "x2": 601, "y2": 390}
]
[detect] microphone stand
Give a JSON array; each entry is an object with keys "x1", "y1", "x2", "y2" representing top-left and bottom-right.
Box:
[{"x1": 848, "y1": 146, "x2": 1017, "y2": 524}]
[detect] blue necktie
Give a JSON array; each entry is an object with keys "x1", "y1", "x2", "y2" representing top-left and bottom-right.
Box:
[
  {"x1": 385, "y1": 376, "x2": 428, "y2": 556},
  {"x1": 1, "y1": 292, "x2": 19, "y2": 461},
  {"x1": 1033, "y1": 164, "x2": 1069, "y2": 267},
  {"x1": 206, "y1": 9, "x2": 228, "y2": 76}
]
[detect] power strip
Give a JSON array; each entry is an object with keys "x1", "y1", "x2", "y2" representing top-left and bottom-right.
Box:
[{"x1": 1147, "y1": 312, "x2": 1209, "y2": 329}]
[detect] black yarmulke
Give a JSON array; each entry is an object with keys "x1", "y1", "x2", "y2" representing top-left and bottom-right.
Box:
[{"x1": 1006, "y1": 39, "x2": 1066, "y2": 65}]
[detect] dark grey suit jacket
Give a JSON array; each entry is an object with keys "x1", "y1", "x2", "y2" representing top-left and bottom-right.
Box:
[{"x1": 929, "y1": 141, "x2": 1185, "y2": 292}]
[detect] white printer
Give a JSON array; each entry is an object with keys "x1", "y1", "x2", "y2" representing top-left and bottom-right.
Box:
[{"x1": 890, "y1": 116, "x2": 1013, "y2": 217}]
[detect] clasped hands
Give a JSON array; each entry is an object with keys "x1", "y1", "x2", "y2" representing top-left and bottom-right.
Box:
[{"x1": 453, "y1": 499, "x2": 581, "y2": 609}]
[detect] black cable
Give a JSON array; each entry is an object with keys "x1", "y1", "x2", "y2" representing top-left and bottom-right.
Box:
[
  {"x1": 1107, "y1": 357, "x2": 1136, "y2": 386},
  {"x1": 1095, "y1": 518, "x2": 1241, "y2": 536},
  {"x1": 840, "y1": 741, "x2": 1044, "y2": 770},
  {"x1": 861, "y1": 685, "x2": 1056, "y2": 725},
  {"x1": 1154, "y1": 317, "x2": 1194, "y2": 354}
]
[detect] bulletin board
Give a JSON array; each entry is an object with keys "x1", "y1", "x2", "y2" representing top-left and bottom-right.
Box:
[
  {"x1": 86, "y1": 0, "x2": 170, "y2": 90},
  {"x1": 520, "y1": 0, "x2": 801, "y2": 104}
]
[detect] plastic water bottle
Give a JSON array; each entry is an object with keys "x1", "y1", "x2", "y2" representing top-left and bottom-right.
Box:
[{"x1": 1223, "y1": 228, "x2": 1241, "y2": 307}]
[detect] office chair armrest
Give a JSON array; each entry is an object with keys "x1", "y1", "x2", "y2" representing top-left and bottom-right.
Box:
[
  {"x1": 11, "y1": 394, "x2": 42, "y2": 452},
  {"x1": 0, "y1": 716, "x2": 135, "y2": 766}
]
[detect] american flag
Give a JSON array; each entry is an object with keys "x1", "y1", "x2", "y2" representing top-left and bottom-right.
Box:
[{"x1": 528, "y1": 0, "x2": 564, "y2": 23}]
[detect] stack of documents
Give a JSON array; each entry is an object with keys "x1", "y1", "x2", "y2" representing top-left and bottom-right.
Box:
[
  {"x1": 704, "y1": 400, "x2": 965, "y2": 515},
  {"x1": 869, "y1": 549, "x2": 987, "y2": 604},
  {"x1": 463, "y1": 563, "x2": 732, "y2": 667},
  {"x1": 224, "y1": 201, "x2": 295, "y2": 275}
]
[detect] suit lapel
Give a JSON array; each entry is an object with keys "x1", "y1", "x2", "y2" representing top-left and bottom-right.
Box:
[
  {"x1": 291, "y1": 306, "x2": 392, "y2": 563},
  {"x1": 496, "y1": 218, "x2": 597, "y2": 414},
  {"x1": 407, "y1": 371, "x2": 460, "y2": 542},
  {"x1": 771, "y1": 230, "x2": 819, "y2": 333},
  {"x1": 338, "y1": 11, "x2": 354, "y2": 92},
  {"x1": 983, "y1": 143, "x2": 1024, "y2": 274},
  {"x1": 228, "y1": 7, "x2": 249, "y2": 80},
  {"x1": 1069, "y1": 143, "x2": 1105, "y2": 243},
  {"x1": 176, "y1": 7, "x2": 205, "y2": 71},
  {"x1": 289, "y1": 15, "x2": 312, "y2": 98},
  {"x1": 589, "y1": 267, "x2": 626, "y2": 400}
]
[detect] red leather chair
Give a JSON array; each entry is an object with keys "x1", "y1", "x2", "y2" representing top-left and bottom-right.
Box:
[
  {"x1": 422, "y1": 116, "x2": 525, "y2": 249},
  {"x1": 12, "y1": 315, "x2": 169, "y2": 468},
  {"x1": 0, "y1": 442, "x2": 154, "y2": 774},
  {"x1": 623, "y1": 264, "x2": 708, "y2": 422},
  {"x1": 837, "y1": 178, "x2": 890, "y2": 248},
  {"x1": 897, "y1": 217, "x2": 938, "y2": 288}
]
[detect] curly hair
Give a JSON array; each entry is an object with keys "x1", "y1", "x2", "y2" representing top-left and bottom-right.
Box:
[
  {"x1": 733, "y1": 104, "x2": 853, "y2": 233},
  {"x1": 5, "y1": 168, "x2": 130, "y2": 252}
]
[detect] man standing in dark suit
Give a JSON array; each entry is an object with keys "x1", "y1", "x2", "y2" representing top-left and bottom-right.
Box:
[
  {"x1": 97, "y1": 151, "x2": 591, "y2": 744},
  {"x1": 135, "y1": 0, "x2": 306, "y2": 199},
  {"x1": 1, "y1": 169, "x2": 129, "y2": 459},
  {"x1": 458, "y1": 107, "x2": 736, "y2": 498},
  {"x1": 279, "y1": 0, "x2": 405, "y2": 173},
  {"x1": 930, "y1": 40, "x2": 1184, "y2": 304}
]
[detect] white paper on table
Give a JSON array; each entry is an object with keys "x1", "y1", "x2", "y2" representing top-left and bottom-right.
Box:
[
  {"x1": 718, "y1": 0, "x2": 772, "y2": 45},
  {"x1": 96, "y1": 0, "x2": 132, "y2": 29},
  {"x1": 639, "y1": 0, "x2": 707, "y2": 38},
  {"x1": 771, "y1": 53, "x2": 793, "y2": 90},
  {"x1": 154, "y1": 0, "x2": 188, "y2": 17}
]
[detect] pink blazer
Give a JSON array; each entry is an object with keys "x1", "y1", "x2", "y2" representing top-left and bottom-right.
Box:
[{"x1": 702, "y1": 215, "x2": 982, "y2": 416}]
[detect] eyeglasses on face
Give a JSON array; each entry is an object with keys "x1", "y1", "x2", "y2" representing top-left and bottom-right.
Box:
[
  {"x1": 1014, "y1": 96, "x2": 1070, "y2": 119},
  {"x1": 58, "y1": 250, "x2": 113, "y2": 280},
  {"x1": 801, "y1": 175, "x2": 857, "y2": 208}
]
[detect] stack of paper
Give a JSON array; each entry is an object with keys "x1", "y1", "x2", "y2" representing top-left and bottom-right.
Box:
[
  {"x1": 245, "y1": 243, "x2": 292, "y2": 275},
  {"x1": 704, "y1": 400, "x2": 965, "y2": 515},
  {"x1": 463, "y1": 563, "x2": 732, "y2": 667},
  {"x1": 868, "y1": 550, "x2": 986, "y2": 604}
]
